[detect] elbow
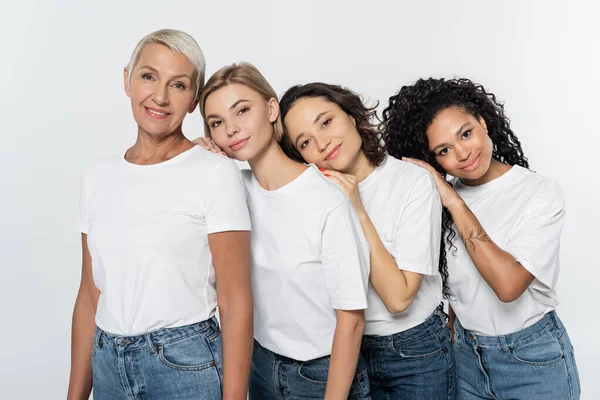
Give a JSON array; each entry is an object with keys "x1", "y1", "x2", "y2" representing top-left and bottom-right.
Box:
[
  {"x1": 383, "y1": 296, "x2": 416, "y2": 315},
  {"x1": 495, "y1": 286, "x2": 524, "y2": 303}
]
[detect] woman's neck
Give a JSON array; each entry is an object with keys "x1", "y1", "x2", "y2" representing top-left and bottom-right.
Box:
[
  {"x1": 126, "y1": 126, "x2": 194, "y2": 165},
  {"x1": 344, "y1": 150, "x2": 376, "y2": 183},
  {"x1": 248, "y1": 137, "x2": 307, "y2": 191}
]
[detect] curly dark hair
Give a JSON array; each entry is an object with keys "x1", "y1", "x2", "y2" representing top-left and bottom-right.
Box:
[
  {"x1": 380, "y1": 77, "x2": 530, "y2": 298},
  {"x1": 279, "y1": 82, "x2": 386, "y2": 167}
]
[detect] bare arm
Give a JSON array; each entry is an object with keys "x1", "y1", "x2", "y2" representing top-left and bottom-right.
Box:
[
  {"x1": 325, "y1": 309, "x2": 365, "y2": 400},
  {"x1": 208, "y1": 231, "x2": 253, "y2": 400},
  {"x1": 67, "y1": 234, "x2": 100, "y2": 400},
  {"x1": 447, "y1": 200, "x2": 534, "y2": 302}
]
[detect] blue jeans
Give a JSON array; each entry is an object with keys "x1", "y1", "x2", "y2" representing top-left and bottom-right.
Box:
[
  {"x1": 454, "y1": 311, "x2": 580, "y2": 399},
  {"x1": 92, "y1": 317, "x2": 223, "y2": 400},
  {"x1": 361, "y1": 306, "x2": 456, "y2": 399},
  {"x1": 249, "y1": 339, "x2": 371, "y2": 399}
]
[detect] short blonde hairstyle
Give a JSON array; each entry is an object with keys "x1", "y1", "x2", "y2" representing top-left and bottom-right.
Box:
[
  {"x1": 126, "y1": 29, "x2": 206, "y2": 101},
  {"x1": 199, "y1": 62, "x2": 284, "y2": 140}
]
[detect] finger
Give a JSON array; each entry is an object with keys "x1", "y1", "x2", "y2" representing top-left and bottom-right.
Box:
[
  {"x1": 320, "y1": 169, "x2": 356, "y2": 188},
  {"x1": 193, "y1": 137, "x2": 215, "y2": 152},
  {"x1": 402, "y1": 157, "x2": 437, "y2": 174},
  {"x1": 324, "y1": 174, "x2": 352, "y2": 194}
]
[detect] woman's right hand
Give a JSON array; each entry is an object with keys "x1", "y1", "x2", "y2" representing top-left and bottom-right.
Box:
[{"x1": 193, "y1": 137, "x2": 228, "y2": 157}]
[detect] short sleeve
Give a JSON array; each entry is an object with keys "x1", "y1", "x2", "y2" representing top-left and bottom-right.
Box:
[
  {"x1": 321, "y1": 201, "x2": 370, "y2": 310},
  {"x1": 505, "y1": 182, "x2": 565, "y2": 290},
  {"x1": 205, "y1": 159, "x2": 251, "y2": 234},
  {"x1": 392, "y1": 174, "x2": 442, "y2": 275},
  {"x1": 79, "y1": 170, "x2": 92, "y2": 234}
]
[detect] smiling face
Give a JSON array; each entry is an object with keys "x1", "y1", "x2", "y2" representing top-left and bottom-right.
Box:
[
  {"x1": 203, "y1": 83, "x2": 279, "y2": 161},
  {"x1": 426, "y1": 106, "x2": 496, "y2": 182},
  {"x1": 124, "y1": 43, "x2": 198, "y2": 138},
  {"x1": 283, "y1": 96, "x2": 363, "y2": 172}
]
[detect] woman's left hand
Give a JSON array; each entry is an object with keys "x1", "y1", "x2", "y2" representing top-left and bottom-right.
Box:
[
  {"x1": 320, "y1": 169, "x2": 366, "y2": 216},
  {"x1": 402, "y1": 157, "x2": 463, "y2": 209}
]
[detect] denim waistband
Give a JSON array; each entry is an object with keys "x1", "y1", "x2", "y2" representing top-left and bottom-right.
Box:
[
  {"x1": 96, "y1": 317, "x2": 219, "y2": 351},
  {"x1": 454, "y1": 311, "x2": 562, "y2": 349},
  {"x1": 253, "y1": 339, "x2": 330, "y2": 364},
  {"x1": 361, "y1": 304, "x2": 447, "y2": 346}
]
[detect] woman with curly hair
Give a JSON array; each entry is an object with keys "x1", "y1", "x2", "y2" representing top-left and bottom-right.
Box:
[
  {"x1": 279, "y1": 83, "x2": 455, "y2": 400},
  {"x1": 381, "y1": 78, "x2": 580, "y2": 399}
]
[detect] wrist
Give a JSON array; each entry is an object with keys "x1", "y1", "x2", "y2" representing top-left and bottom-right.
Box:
[{"x1": 446, "y1": 197, "x2": 466, "y2": 213}]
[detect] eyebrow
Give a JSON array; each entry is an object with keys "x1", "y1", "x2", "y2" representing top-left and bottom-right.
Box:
[
  {"x1": 138, "y1": 65, "x2": 192, "y2": 82},
  {"x1": 205, "y1": 99, "x2": 251, "y2": 120},
  {"x1": 313, "y1": 110, "x2": 330, "y2": 124},
  {"x1": 431, "y1": 122, "x2": 472, "y2": 153}
]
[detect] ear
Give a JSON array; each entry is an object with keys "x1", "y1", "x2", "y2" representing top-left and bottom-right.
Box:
[
  {"x1": 350, "y1": 115, "x2": 356, "y2": 126},
  {"x1": 268, "y1": 97, "x2": 280, "y2": 123},
  {"x1": 123, "y1": 68, "x2": 131, "y2": 98},
  {"x1": 478, "y1": 116, "x2": 488, "y2": 132}
]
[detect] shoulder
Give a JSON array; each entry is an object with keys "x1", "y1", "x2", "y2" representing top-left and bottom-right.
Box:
[{"x1": 82, "y1": 152, "x2": 124, "y2": 181}]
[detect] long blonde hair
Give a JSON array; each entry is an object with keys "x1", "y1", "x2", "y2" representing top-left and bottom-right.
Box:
[{"x1": 199, "y1": 62, "x2": 284, "y2": 140}]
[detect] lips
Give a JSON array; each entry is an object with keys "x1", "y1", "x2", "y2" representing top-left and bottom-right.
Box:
[
  {"x1": 230, "y1": 137, "x2": 250, "y2": 151},
  {"x1": 325, "y1": 143, "x2": 342, "y2": 161},
  {"x1": 461, "y1": 153, "x2": 481, "y2": 172},
  {"x1": 145, "y1": 107, "x2": 170, "y2": 120}
]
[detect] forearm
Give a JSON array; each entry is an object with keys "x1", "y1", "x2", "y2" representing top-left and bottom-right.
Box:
[
  {"x1": 220, "y1": 292, "x2": 254, "y2": 400},
  {"x1": 448, "y1": 201, "x2": 533, "y2": 301},
  {"x1": 325, "y1": 310, "x2": 365, "y2": 400},
  {"x1": 357, "y1": 211, "x2": 420, "y2": 313},
  {"x1": 67, "y1": 297, "x2": 97, "y2": 400}
]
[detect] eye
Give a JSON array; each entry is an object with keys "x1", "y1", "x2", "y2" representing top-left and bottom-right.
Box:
[
  {"x1": 300, "y1": 139, "x2": 311, "y2": 149},
  {"x1": 238, "y1": 107, "x2": 249, "y2": 115},
  {"x1": 141, "y1": 73, "x2": 154, "y2": 81},
  {"x1": 321, "y1": 118, "x2": 332, "y2": 128},
  {"x1": 172, "y1": 82, "x2": 186, "y2": 90},
  {"x1": 461, "y1": 130, "x2": 471, "y2": 139},
  {"x1": 438, "y1": 147, "x2": 450, "y2": 156},
  {"x1": 210, "y1": 120, "x2": 222, "y2": 128}
]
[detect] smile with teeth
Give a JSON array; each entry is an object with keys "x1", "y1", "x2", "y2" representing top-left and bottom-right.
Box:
[{"x1": 146, "y1": 108, "x2": 168, "y2": 116}]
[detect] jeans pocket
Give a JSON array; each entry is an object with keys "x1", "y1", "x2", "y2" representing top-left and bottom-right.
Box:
[
  {"x1": 510, "y1": 331, "x2": 565, "y2": 367},
  {"x1": 397, "y1": 330, "x2": 445, "y2": 360},
  {"x1": 297, "y1": 357, "x2": 329, "y2": 385},
  {"x1": 349, "y1": 367, "x2": 370, "y2": 399},
  {"x1": 157, "y1": 332, "x2": 217, "y2": 372}
]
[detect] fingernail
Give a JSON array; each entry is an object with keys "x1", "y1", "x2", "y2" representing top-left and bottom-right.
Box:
[
  {"x1": 324, "y1": 174, "x2": 330, "y2": 177},
  {"x1": 319, "y1": 168, "x2": 325, "y2": 172}
]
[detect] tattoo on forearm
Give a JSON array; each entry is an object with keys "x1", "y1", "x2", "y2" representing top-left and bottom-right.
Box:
[{"x1": 460, "y1": 228, "x2": 492, "y2": 253}]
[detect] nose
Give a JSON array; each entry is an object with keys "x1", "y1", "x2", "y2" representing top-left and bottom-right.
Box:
[
  {"x1": 315, "y1": 134, "x2": 332, "y2": 153},
  {"x1": 455, "y1": 143, "x2": 471, "y2": 162},
  {"x1": 226, "y1": 122, "x2": 240, "y2": 138},
  {"x1": 153, "y1": 84, "x2": 169, "y2": 106}
]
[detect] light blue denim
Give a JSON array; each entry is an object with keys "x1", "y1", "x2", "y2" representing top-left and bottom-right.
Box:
[
  {"x1": 454, "y1": 311, "x2": 580, "y2": 399},
  {"x1": 92, "y1": 317, "x2": 223, "y2": 400}
]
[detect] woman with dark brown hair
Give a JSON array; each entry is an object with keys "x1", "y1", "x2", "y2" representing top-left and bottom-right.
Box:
[{"x1": 279, "y1": 83, "x2": 455, "y2": 400}]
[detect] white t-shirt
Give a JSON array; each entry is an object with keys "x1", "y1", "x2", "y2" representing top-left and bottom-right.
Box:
[
  {"x1": 358, "y1": 156, "x2": 443, "y2": 336},
  {"x1": 79, "y1": 146, "x2": 251, "y2": 336},
  {"x1": 244, "y1": 165, "x2": 370, "y2": 361},
  {"x1": 448, "y1": 165, "x2": 564, "y2": 336}
]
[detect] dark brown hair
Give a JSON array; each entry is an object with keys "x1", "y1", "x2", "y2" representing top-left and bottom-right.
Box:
[{"x1": 279, "y1": 82, "x2": 386, "y2": 167}]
